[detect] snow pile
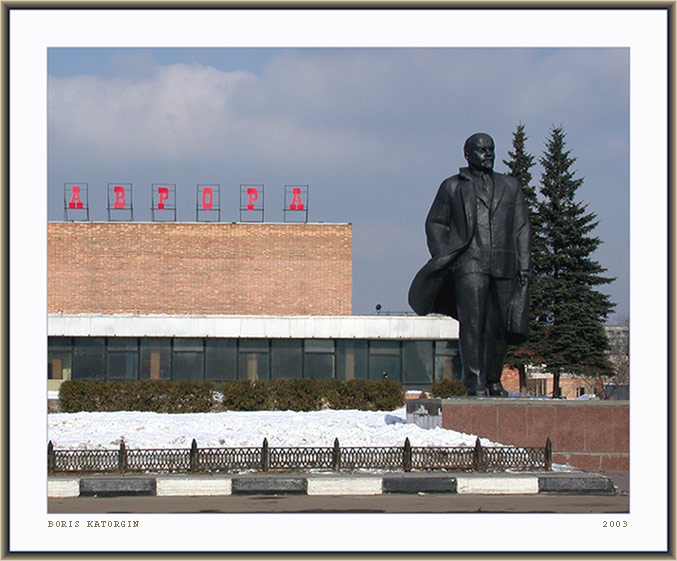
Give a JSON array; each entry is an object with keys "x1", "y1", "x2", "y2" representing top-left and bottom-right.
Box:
[{"x1": 48, "y1": 406, "x2": 502, "y2": 451}]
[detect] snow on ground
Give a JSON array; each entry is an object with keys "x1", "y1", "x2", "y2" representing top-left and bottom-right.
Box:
[{"x1": 48, "y1": 406, "x2": 503, "y2": 451}]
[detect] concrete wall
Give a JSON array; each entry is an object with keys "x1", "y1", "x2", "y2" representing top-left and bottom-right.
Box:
[
  {"x1": 442, "y1": 398, "x2": 629, "y2": 471},
  {"x1": 48, "y1": 222, "x2": 352, "y2": 316},
  {"x1": 48, "y1": 313, "x2": 459, "y2": 340}
]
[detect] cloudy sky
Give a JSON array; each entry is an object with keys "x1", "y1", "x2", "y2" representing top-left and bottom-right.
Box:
[{"x1": 47, "y1": 47, "x2": 629, "y2": 322}]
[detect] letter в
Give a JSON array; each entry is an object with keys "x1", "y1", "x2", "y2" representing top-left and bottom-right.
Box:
[{"x1": 113, "y1": 186, "x2": 126, "y2": 209}]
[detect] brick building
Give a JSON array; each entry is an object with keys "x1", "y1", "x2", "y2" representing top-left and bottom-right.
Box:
[
  {"x1": 48, "y1": 222, "x2": 461, "y2": 391},
  {"x1": 48, "y1": 222, "x2": 352, "y2": 316}
]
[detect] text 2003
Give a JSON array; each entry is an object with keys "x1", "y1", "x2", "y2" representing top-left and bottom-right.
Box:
[{"x1": 602, "y1": 521, "x2": 627, "y2": 528}]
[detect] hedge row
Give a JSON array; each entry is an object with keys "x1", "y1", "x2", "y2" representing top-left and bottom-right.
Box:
[
  {"x1": 59, "y1": 378, "x2": 406, "y2": 413},
  {"x1": 222, "y1": 378, "x2": 406, "y2": 412},
  {"x1": 429, "y1": 378, "x2": 468, "y2": 398},
  {"x1": 58, "y1": 380, "x2": 216, "y2": 413}
]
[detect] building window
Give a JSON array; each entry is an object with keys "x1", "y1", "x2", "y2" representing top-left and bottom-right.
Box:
[
  {"x1": 48, "y1": 337, "x2": 72, "y2": 381},
  {"x1": 271, "y1": 340, "x2": 303, "y2": 379},
  {"x1": 205, "y1": 339, "x2": 237, "y2": 381},
  {"x1": 72, "y1": 337, "x2": 106, "y2": 380},
  {"x1": 172, "y1": 338, "x2": 204, "y2": 381},
  {"x1": 106, "y1": 338, "x2": 138, "y2": 381},
  {"x1": 433, "y1": 340, "x2": 461, "y2": 382},
  {"x1": 304, "y1": 339, "x2": 335, "y2": 379},
  {"x1": 402, "y1": 341, "x2": 433, "y2": 386},
  {"x1": 336, "y1": 340, "x2": 368, "y2": 380},
  {"x1": 369, "y1": 340, "x2": 401, "y2": 381},
  {"x1": 434, "y1": 356, "x2": 453, "y2": 382},
  {"x1": 140, "y1": 339, "x2": 171, "y2": 380},
  {"x1": 238, "y1": 339, "x2": 270, "y2": 381}
]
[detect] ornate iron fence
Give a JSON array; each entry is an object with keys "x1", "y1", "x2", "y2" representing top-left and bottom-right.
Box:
[{"x1": 47, "y1": 437, "x2": 552, "y2": 474}]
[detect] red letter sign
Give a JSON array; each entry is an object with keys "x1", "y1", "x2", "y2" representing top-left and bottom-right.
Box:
[
  {"x1": 157, "y1": 187, "x2": 169, "y2": 210},
  {"x1": 289, "y1": 188, "x2": 304, "y2": 211},
  {"x1": 202, "y1": 187, "x2": 213, "y2": 210},
  {"x1": 113, "y1": 186, "x2": 126, "y2": 209},
  {"x1": 247, "y1": 187, "x2": 258, "y2": 210},
  {"x1": 68, "y1": 186, "x2": 83, "y2": 209}
]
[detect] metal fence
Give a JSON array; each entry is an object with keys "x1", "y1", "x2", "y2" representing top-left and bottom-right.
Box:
[{"x1": 48, "y1": 437, "x2": 552, "y2": 474}]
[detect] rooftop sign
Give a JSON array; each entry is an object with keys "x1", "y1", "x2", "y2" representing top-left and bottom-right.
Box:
[{"x1": 62, "y1": 183, "x2": 311, "y2": 223}]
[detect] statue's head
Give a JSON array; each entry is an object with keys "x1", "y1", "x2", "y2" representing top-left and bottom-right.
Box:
[{"x1": 464, "y1": 133, "x2": 495, "y2": 172}]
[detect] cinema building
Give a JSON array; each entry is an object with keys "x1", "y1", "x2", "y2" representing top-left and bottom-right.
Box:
[{"x1": 47, "y1": 221, "x2": 461, "y2": 392}]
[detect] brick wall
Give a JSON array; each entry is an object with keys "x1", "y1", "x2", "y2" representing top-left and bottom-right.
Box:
[
  {"x1": 501, "y1": 366, "x2": 520, "y2": 394},
  {"x1": 48, "y1": 222, "x2": 352, "y2": 316},
  {"x1": 442, "y1": 399, "x2": 629, "y2": 471}
]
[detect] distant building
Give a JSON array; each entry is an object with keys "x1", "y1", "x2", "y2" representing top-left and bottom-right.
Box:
[
  {"x1": 525, "y1": 366, "x2": 603, "y2": 399},
  {"x1": 603, "y1": 325, "x2": 629, "y2": 399},
  {"x1": 525, "y1": 326, "x2": 629, "y2": 399}
]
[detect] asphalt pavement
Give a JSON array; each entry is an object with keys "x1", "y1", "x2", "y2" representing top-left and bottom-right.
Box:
[{"x1": 48, "y1": 492, "x2": 629, "y2": 513}]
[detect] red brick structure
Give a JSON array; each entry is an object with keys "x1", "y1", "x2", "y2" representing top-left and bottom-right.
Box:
[
  {"x1": 500, "y1": 365, "x2": 520, "y2": 394},
  {"x1": 443, "y1": 398, "x2": 629, "y2": 470},
  {"x1": 48, "y1": 222, "x2": 352, "y2": 316}
]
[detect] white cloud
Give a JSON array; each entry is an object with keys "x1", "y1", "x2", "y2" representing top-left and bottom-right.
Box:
[
  {"x1": 49, "y1": 64, "x2": 250, "y2": 163},
  {"x1": 49, "y1": 58, "x2": 384, "y2": 171},
  {"x1": 49, "y1": 48, "x2": 628, "y2": 175}
]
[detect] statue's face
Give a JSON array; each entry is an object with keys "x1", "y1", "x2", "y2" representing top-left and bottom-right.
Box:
[{"x1": 465, "y1": 135, "x2": 495, "y2": 171}]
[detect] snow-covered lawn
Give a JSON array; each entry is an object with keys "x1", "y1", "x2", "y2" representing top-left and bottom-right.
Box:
[{"x1": 48, "y1": 406, "x2": 503, "y2": 451}]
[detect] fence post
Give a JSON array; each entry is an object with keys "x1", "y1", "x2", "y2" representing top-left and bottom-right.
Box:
[
  {"x1": 473, "y1": 437, "x2": 485, "y2": 471},
  {"x1": 48, "y1": 441, "x2": 55, "y2": 474},
  {"x1": 403, "y1": 437, "x2": 412, "y2": 472},
  {"x1": 332, "y1": 438, "x2": 340, "y2": 471},
  {"x1": 261, "y1": 438, "x2": 269, "y2": 472},
  {"x1": 190, "y1": 439, "x2": 199, "y2": 472},
  {"x1": 119, "y1": 440, "x2": 127, "y2": 473},
  {"x1": 545, "y1": 437, "x2": 552, "y2": 471}
]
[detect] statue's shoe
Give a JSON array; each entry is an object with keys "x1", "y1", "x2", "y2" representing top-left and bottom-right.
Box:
[
  {"x1": 467, "y1": 385, "x2": 487, "y2": 397},
  {"x1": 487, "y1": 383, "x2": 509, "y2": 397}
]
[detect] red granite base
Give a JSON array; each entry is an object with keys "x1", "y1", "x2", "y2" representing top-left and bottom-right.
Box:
[{"x1": 442, "y1": 398, "x2": 629, "y2": 471}]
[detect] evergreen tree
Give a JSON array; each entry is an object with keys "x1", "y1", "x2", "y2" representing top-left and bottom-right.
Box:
[
  {"x1": 503, "y1": 123, "x2": 537, "y2": 213},
  {"x1": 502, "y1": 123, "x2": 542, "y2": 393},
  {"x1": 536, "y1": 126, "x2": 616, "y2": 391}
]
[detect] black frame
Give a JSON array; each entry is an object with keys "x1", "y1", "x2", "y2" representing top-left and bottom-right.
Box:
[
  {"x1": 151, "y1": 183, "x2": 177, "y2": 222},
  {"x1": 239, "y1": 184, "x2": 264, "y2": 222},
  {"x1": 107, "y1": 183, "x2": 134, "y2": 221},
  {"x1": 196, "y1": 184, "x2": 221, "y2": 222},
  {"x1": 283, "y1": 184, "x2": 309, "y2": 223},
  {"x1": 63, "y1": 183, "x2": 89, "y2": 221}
]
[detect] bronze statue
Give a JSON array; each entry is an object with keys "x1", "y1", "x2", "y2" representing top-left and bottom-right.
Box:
[{"x1": 409, "y1": 133, "x2": 531, "y2": 397}]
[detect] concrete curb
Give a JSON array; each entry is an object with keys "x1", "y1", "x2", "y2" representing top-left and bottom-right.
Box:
[
  {"x1": 79, "y1": 477, "x2": 156, "y2": 497},
  {"x1": 48, "y1": 472, "x2": 617, "y2": 498},
  {"x1": 232, "y1": 477, "x2": 307, "y2": 495}
]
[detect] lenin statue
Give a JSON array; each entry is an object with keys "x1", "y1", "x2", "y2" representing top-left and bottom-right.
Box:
[{"x1": 408, "y1": 133, "x2": 531, "y2": 397}]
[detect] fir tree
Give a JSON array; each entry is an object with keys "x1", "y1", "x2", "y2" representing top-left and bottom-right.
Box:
[
  {"x1": 536, "y1": 126, "x2": 616, "y2": 392},
  {"x1": 502, "y1": 123, "x2": 542, "y2": 393},
  {"x1": 503, "y1": 123, "x2": 537, "y2": 213}
]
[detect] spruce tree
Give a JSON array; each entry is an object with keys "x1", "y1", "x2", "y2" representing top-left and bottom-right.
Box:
[
  {"x1": 536, "y1": 126, "x2": 616, "y2": 392},
  {"x1": 502, "y1": 123, "x2": 542, "y2": 393}
]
